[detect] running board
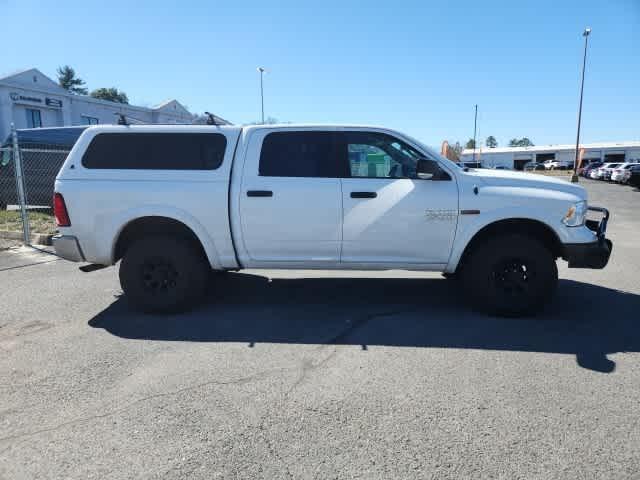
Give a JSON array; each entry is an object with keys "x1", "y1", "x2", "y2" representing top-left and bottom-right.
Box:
[{"x1": 79, "y1": 264, "x2": 108, "y2": 273}]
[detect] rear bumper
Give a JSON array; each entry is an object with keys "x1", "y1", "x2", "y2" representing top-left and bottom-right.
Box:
[
  {"x1": 563, "y1": 206, "x2": 612, "y2": 269},
  {"x1": 52, "y1": 235, "x2": 85, "y2": 262}
]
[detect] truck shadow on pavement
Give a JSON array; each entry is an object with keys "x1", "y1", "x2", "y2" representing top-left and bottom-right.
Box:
[{"x1": 89, "y1": 274, "x2": 640, "y2": 373}]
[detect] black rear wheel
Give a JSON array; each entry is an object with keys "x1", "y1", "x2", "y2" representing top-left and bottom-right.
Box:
[
  {"x1": 461, "y1": 234, "x2": 558, "y2": 317},
  {"x1": 119, "y1": 235, "x2": 209, "y2": 313}
]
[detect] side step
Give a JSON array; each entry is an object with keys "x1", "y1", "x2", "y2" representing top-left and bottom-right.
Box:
[{"x1": 79, "y1": 264, "x2": 108, "y2": 273}]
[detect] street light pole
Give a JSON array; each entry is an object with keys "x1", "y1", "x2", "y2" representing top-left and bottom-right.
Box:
[
  {"x1": 572, "y1": 28, "x2": 591, "y2": 183},
  {"x1": 257, "y1": 67, "x2": 266, "y2": 124},
  {"x1": 472, "y1": 104, "x2": 478, "y2": 163}
]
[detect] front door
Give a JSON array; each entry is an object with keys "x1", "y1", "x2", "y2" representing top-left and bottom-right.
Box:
[{"x1": 339, "y1": 130, "x2": 458, "y2": 265}]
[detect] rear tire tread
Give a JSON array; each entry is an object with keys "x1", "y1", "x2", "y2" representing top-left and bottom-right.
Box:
[{"x1": 119, "y1": 235, "x2": 209, "y2": 313}]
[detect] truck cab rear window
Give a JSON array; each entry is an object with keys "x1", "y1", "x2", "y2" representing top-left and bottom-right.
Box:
[
  {"x1": 259, "y1": 131, "x2": 343, "y2": 177},
  {"x1": 82, "y1": 133, "x2": 227, "y2": 170}
]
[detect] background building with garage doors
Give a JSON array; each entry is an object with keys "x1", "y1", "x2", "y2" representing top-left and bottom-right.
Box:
[
  {"x1": 0, "y1": 68, "x2": 230, "y2": 141},
  {"x1": 461, "y1": 142, "x2": 640, "y2": 170}
]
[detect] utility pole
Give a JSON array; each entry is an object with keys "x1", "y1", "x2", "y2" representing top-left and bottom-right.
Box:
[
  {"x1": 473, "y1": 104, "x2": 478, "y2": 163},
  {"x1": 572, "y1": 28, "x2": 591, "y2": 183},
  {"x1": 257, "y1": 67, "x2": 266, "y2": 124}
]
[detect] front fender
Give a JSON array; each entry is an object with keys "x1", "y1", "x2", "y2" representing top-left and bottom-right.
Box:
[{"x1": 447, "y1": 187, "x2": 595, "y2": 272}]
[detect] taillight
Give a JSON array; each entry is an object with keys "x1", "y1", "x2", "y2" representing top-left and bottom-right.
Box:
[{"x1": 53, "y1": 193, "x2": 71, "y2": 227}]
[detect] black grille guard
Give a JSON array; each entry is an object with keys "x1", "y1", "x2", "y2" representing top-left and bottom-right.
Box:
[{"x1": 586, "y1": 206, "x2": 609, "y2": 239}]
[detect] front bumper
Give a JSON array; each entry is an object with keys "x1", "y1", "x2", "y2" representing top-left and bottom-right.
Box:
[
  {"x1": 563, "y1": 206, "x2": 612, "y2": 269},
  {"x1": 52, "y1": 235, "x2": 85, "y2": 262}
]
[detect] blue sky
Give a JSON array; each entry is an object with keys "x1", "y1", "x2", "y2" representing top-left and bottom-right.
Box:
[{"x1": 2, "y1": 0, "x2": 638, "y2": 148}]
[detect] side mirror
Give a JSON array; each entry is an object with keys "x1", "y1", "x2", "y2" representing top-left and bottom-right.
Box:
[{"x1": 416, "y1": 159, "x2": 435, "y2": 180}]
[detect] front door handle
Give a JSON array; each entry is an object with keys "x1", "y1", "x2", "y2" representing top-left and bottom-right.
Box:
[
  {"x1": 247, "y1": 190, "x2": 273, "y2": 197},
  {"x1": 350, "y1": 191, "x2": 377, "y2": 199}
]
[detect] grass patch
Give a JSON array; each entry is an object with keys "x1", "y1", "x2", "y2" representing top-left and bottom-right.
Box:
[{"x1": 0, "y1": 210, "x2": 57, "y2": 235}]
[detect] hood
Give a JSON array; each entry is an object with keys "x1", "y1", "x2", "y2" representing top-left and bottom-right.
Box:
[{"x1": 465, "y1": 168, "x2": 586, "y2": 198}]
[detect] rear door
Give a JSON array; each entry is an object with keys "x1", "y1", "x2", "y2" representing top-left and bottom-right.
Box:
[
  {"x1": 237, "y1": 129, "x2": 345, "y2": 265},
  {"x1": 338, "y1": 130, "x2": 458, "y2": 266}
]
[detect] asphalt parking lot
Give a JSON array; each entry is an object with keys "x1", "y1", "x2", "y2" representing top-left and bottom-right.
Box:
[{"x1": 1, "y1": 179, "x2": 639, "y2": 479}]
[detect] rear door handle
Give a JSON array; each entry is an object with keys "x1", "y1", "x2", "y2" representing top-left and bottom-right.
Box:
[
  {"x1": 350, "y1": 191, "x2": 377, "y2": 199},
  {"x1": 247, "y1": 190, "x2": 273, "y2": 197}
]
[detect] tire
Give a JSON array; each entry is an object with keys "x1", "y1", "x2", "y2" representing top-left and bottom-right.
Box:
[
  {"x1": 460, "y1": 234, "x2": 558, "y2": 317},
  {"x1": 119, "y1": 235, "x2": 209, "y2": 313}
]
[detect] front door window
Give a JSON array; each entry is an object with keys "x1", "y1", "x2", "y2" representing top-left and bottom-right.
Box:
[{"x1": 345, "y1": 131, "x2": 423, "y2": 179}]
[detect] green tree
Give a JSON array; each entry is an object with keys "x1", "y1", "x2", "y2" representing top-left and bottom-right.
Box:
[
  {"x1": 465, "y1": 139, "x2": 476, "y2": 149},
  {"x1": 90, "y1": 87, "x2": 129, "y2": 104},
  {"x1": 508, "y1": 137, "x2": 535, "y2": 147},
  {"x1": 56, "y1": 65, "x2": 88, "y2": 95},
  {"x1": 485, "y1": 136, "x2": 498, "y2": 148}
]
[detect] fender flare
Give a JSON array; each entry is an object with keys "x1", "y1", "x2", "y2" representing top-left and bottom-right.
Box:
[
  {"x1": 446, "y1": 210, "x2": 564, "y2": 272},
  {"x1": 99, "y1": 205, "x2": 222, "y2": 269}
]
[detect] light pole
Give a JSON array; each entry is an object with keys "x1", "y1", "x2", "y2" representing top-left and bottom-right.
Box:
[
  {"x1": 571, "y1": 27, "x2": 591, "y2": 183},
  {"x1": 472, "y1": 104, "x2": 478, "y2": 163},
  {"x1": 257, "y1": 67, "x2": 266, "y2": 124}
]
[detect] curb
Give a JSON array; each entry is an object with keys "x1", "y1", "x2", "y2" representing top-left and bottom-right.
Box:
[{"x1": 0, "y1": 230, "x2": 54, "y2": 246}]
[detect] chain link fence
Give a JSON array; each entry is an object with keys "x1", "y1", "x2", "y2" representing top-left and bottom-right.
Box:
[
  {"x1": 0, "y1": 126, "x2": 72, "y2": 250},
  {"x1": 0, "y1": 146, "x2": 23, "y2": 249}
]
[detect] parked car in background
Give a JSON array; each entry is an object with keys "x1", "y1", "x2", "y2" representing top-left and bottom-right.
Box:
[
  {"x1": 590, "y1": 163, "x2": 620, "y2": 180},
  {"x1": 611, "y1": 163, "x2": 640, "y2": 183},
  {"x1": 0, "y1": 127, "x2": 87, "y2": 210},
  {"x1": 462, "y1": 161, "x2": 483, "y2": 169},
  {"x1": 627, "y1": 165, "x2": 640, "y2": 188},
  {"x1": 581, "y1": 161, "x2": 603, "y2": 177},
  {"x1": 544, "y1": 160, "x2": 572, "y2": 170},
  {"x1": 524, "y1": 162, "x2": 545, "y2": 171},
  {"x1": 491, "y1": 165, "x2": 511, "y2": 170},
  {"x1": 601, "y1": 163, "x2": 623, "y2": 181},
  {"x1": 454, "y1": 161, "x2": 483, "y2": 169}
]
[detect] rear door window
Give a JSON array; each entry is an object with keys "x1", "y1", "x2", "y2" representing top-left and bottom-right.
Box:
[
  {"x1": 82, "y1": 133, "x2": 227, "y2": 170},
  {"x1": 259, "y1": 131, "x2": 345, "y2": 177}
]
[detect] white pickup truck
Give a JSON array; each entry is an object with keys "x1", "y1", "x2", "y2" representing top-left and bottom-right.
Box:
[{"x1": 52, "y1": 125, "x2": 612, "y2": 316}]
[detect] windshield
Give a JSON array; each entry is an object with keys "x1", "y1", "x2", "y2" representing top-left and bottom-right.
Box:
[{"x1": 400, "y1": 133, "x2": 456, "y2": 166}]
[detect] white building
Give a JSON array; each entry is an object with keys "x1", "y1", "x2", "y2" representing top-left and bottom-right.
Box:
[
  {"x1": 461, "y1": 142, "x2": 640, "y2": 170},
  {"x1": 0, "y1": 68, "x2": 224, "y2": 141}
]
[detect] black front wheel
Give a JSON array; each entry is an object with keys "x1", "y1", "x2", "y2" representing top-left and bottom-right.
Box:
[
  {"x1": 119, "y1": 235, "x2": 209, "y2": 313},
  {"x1": 461, "y1": 234, "x2": 558, "y2": 317}
]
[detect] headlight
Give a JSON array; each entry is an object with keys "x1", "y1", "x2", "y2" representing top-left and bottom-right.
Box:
[{"x1": 562, "y1": 200, "x2": 587, "y2": 227}]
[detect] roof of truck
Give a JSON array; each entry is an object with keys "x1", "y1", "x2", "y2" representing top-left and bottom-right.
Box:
[
  {"x1": 76, "y1": 123, "x2": 393, "y2": 131},
  {"x1": 71, "y1": 124, "x2": 440, "y2": 156}
]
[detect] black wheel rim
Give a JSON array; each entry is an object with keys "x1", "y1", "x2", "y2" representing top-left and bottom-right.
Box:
[
  {"x1": 141, "y1": 257, "x2": 179, "y2": 295},
  {"x1": 490, "y1": 258, "x2": 536, "y2": 303}
]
